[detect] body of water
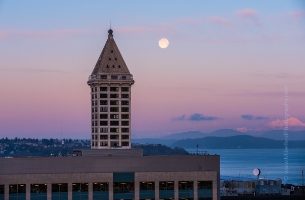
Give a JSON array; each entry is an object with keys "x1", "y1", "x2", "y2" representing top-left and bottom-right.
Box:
[{"x1": 186, "y1": 148, "x2": 305, "y2": 185}]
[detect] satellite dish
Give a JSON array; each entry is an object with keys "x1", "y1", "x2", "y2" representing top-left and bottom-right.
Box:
[{"x1": 253, "y1": 168, "x2": 261, "y2": 176}]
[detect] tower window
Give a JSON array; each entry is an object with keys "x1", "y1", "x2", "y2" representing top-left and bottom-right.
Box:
[
  {"x1": 121, "y1": 101, "x2": 129, "y2": 105},
  {"x1": 118, "y1": 65, "x2": 121, "y2": 68},
  {"x1": 110, "y1": 94, "x2": 119, "y2": 98},
  {"x1": 100, "y1": 100, "x2": 107, "y2": 105},
  {"x1": 107, "y1": 65, "x2": 109, "y2": 68},
  {"x1": 110, "y1": 121, "x2": 119, "y2": 126},
  {"x1": 115, "y1": 57, "x2": 117, "y2": 60},
  {"x1": 122, "y1": 135, "x2": 129, "y2": 139},
  {"x1": 110, "y1": 114, "x2": 119, "y2": 119},
  {"x1": 109, "y1": 58, "x2": 111, "y2": 60},
  {"x1": 100, "y1": 135, "x2": 108, "y2": 139},
  {"x1": 100, "y1": 107, "x2": 108, "y2": 112},
  {"x1": 100, "y1": 121, "x2": 108, "y2": 126},
  {"x1": 121, "y1": 114, "x2": 129, "y2": 119},
  {"x1": 100, "y1": 94, "x2": 107, "y2": 98},
  {"x1": 110, "y1": 87, "x2": 119, "y2": 92},
  {"x1": 121, "y1": 75, "x2": 126, "y2": 79},
  {"x1": 122, "y1": 107, "x2": 129, "y2": 112},
  {"x1": 110, "y1": 135, "x2": 119, "y2": 139},
  {"x1": 110, "y1": 128, "x2": 119, "y2": 133},
  {"x1": 112, "y1": 65, "x2": 115, "y2": 68},
  {"x1": 122, "y1": 87, "x2": 129, "y2": 92},
  {"x1": 100, "y1": 87, "x2": 107, "y2": 91},
  {"x1": 100, "y1": 128, "x2": 108, "y2": 133},
  {"x1": 121, "y1": 121, "x2": 129, "y2": 126},
  {"x1": 100, "y1": 114, "x2": 108, "y2": 119},
  {"x1": 101, "y1": 75, "x2": 107, "y2": 79},
  {"x1": 121, "y1": 128, "x2": 129, "y2": 133},
  {"x1": 100, "y1": 141, "x2": 108, "y2": 146},
  {"x1": 111, "y1": 76, "x2": 118, "y2": 79},
  {"x1": 121, "y1": 94, "x2": 129, "y2": 98},
  {"x1": 110, "y1": 107, "x2": 119, "y2": 112},
  {"x1": 111, "y1": 50, "x2": 113, "y2": 53},
  {"x1": 122, "y1": 142, "x2": 129, "y2": 146},
  {"x1": 110, "y1": 100, "x2": 119, "y2": 105}
]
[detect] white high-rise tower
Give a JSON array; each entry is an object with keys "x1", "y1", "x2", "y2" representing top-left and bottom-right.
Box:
[{"x1": 87, "y1": 29, "x2": 134, "y2": 149}]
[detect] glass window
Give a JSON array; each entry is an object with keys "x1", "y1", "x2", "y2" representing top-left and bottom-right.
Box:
[
  {"x1": 100, "y1": 87, "x2": 107, "y2": 91},
  {"x1": 111, "y1": 76, "x2": 118, "y2": 79},
  {"x1": 121, "y1": 94, "x2": 129, "y2": 98},
  {"x1": 121, "y1": 135, "x2": 129, "y2": 139},
  {"x1": 140, "y1": 182, "x2": 155, "y2": 199},
  {"x1": 110, "y1": 121, "x2": 119, "y2": 126},
  {"x1": 0, "y1": 185, "x2": 4, "y2": 200},
  {"x1": 72, "y1": 183, "x2": 88, "y2": 200},
  {"x1": 93, "y1": 183, "x2": 108, "y2": 200},
  {"x1": 100, "y1": 121, "x2": 108, "y2": 126},
  {"x1": 121, "y1": 114, "x2": 129, "y2": 119},
  {"x1": 122, "y1": 142, "x2": 129, "y2": 146},
  {"x1": 100, "y1": 94, "x2": 107, "y2": 98},
  {"x1": 159, "y1": 182, "x2": 174, "y2": 199},
  {"x1": 121, "y1": 121, "x2": 129, "y2": 126},
  {"x1": 100, "y1": 114, "x2": 108, "y2": 119},
  {"x1": 100, "y1": 75, "x2": 107, "y2": 79},
  {"x1": 121, "y1": 101, "x2": 129, "y2": 105},
  {"x1": 179, "y1": 181, "x2": 194, "y2": 199},
  {"x1": 110, "y1": 101, "x2": 119, "y2": 105},
  {"x1": 110, "y1": 135, "x2": 119, "y2": 139},
  {"x1": 9, "y1": 184, "x2": 26, "y2": 200},
  {"x1": 52, "y1": 184, "x2": 68, "y2": 200},
  {"x1": 198, "y1": 181, "x2": 212, "y2": 199},
  {"x1": 100, "y1": 100, "x2": 107, "y2": 105},
  {"x1": 121, "y1": 107, "x2": 129, "y2": 112},
  {"x1": 110, "y1": 128, "x2": 119, "y2": 133},
  {"x1": 121, "y1": 128, "x2": 129, "y2": 133},
  {"x1": 100, "y1": 135, "x2": 108, "y2": 140},
  {"x1": 31, "y1": 184, "x2": 47, "y2": 200},
  {"x1": 121, "y1": 87, "x2": 129, "y2": 92},
  {"x1": 110, "y1": 107, "x2": 119, "y2": 112}
]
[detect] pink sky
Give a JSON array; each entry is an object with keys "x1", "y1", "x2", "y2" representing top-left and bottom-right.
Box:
[{"x1": 0, "y1": 1, "x2": 304, "y2": 138}]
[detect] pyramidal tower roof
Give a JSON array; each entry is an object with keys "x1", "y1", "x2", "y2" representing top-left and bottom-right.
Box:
[{"x1": 91, "y1": 29, "x2": 130, "y2": 75}]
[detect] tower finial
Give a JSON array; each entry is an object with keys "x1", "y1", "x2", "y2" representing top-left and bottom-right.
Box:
[{"x1": 108, "y1": 20, "x2": 113, "y2": 35}]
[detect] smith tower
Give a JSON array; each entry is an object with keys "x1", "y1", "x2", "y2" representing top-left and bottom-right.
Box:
[{"x1": 87, "y1": 29, "x2": 134, "y2": 149}]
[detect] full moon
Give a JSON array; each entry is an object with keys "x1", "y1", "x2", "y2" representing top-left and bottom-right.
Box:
[{"x1": 159, "y1": 38, "x2": 169, "y2": 48}]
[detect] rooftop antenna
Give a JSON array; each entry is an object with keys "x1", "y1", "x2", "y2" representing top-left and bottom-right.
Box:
[{"x1": 302, "y1": 170, "x2": 304, "y2": 186}]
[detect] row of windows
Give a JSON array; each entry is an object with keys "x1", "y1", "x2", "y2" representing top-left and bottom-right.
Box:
[
  {"x1": 92, "y1": 121, "x2": 129, "y2": 126},
  {"x1": 91, "y1": 128, "x2": 129, "y2": 133},
  {"x1": 92, "y1": 94, "x2": 129, "y2": 99},
  {"x1": 92, "y1": 134, "x2": 129, "y2": 140},
  {"x1": 93, "y1": 100, "x2": 129, "y2": 106},
  {"x1": 100, "y1": 75, "x2": 127, "y2": 80},
  {"x1": 92, "y1": 114, "x2": 129, "y2": 120},
  {"x1": 91, "y1": 87, "x2": 129, "y2": 93},
  {"x1": 0, "y1": 181, "x2": 212, "y2": 197},
  {"x1": 92, "y1": 107, "x2": 129, "y2": 113},
  {"x1": 92, "y1": 141, "x2": 129, "y2": 147}
]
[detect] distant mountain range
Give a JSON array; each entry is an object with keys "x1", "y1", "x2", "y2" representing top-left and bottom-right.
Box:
[{"x1": 132, "y1": 117, "x2": 305, "y2": 147}]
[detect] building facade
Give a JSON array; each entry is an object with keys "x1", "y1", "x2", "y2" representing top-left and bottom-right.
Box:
[
  {"x1": 0, "y1": 155, "x2": 220, "y2": 200},
  {"x1": 87, "y1": 29, "x2": 134, "y2": 149}
]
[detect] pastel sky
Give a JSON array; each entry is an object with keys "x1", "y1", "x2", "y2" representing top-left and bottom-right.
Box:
[{"x1": 0, "y1": 1, "x2": 304, "y2": 139}]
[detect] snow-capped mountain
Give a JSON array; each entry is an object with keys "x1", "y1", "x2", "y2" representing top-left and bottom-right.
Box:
[
  {"x1": 256, "y1": 117, "x2": 305, "y2": 131},
  {"x1": 235, "y1": 117, "x2": 305, "y2": 133}
]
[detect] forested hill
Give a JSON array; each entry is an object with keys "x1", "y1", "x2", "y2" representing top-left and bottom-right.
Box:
[{"x1": 171, "y1": 135, "x2": 305, "y2": 149}]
